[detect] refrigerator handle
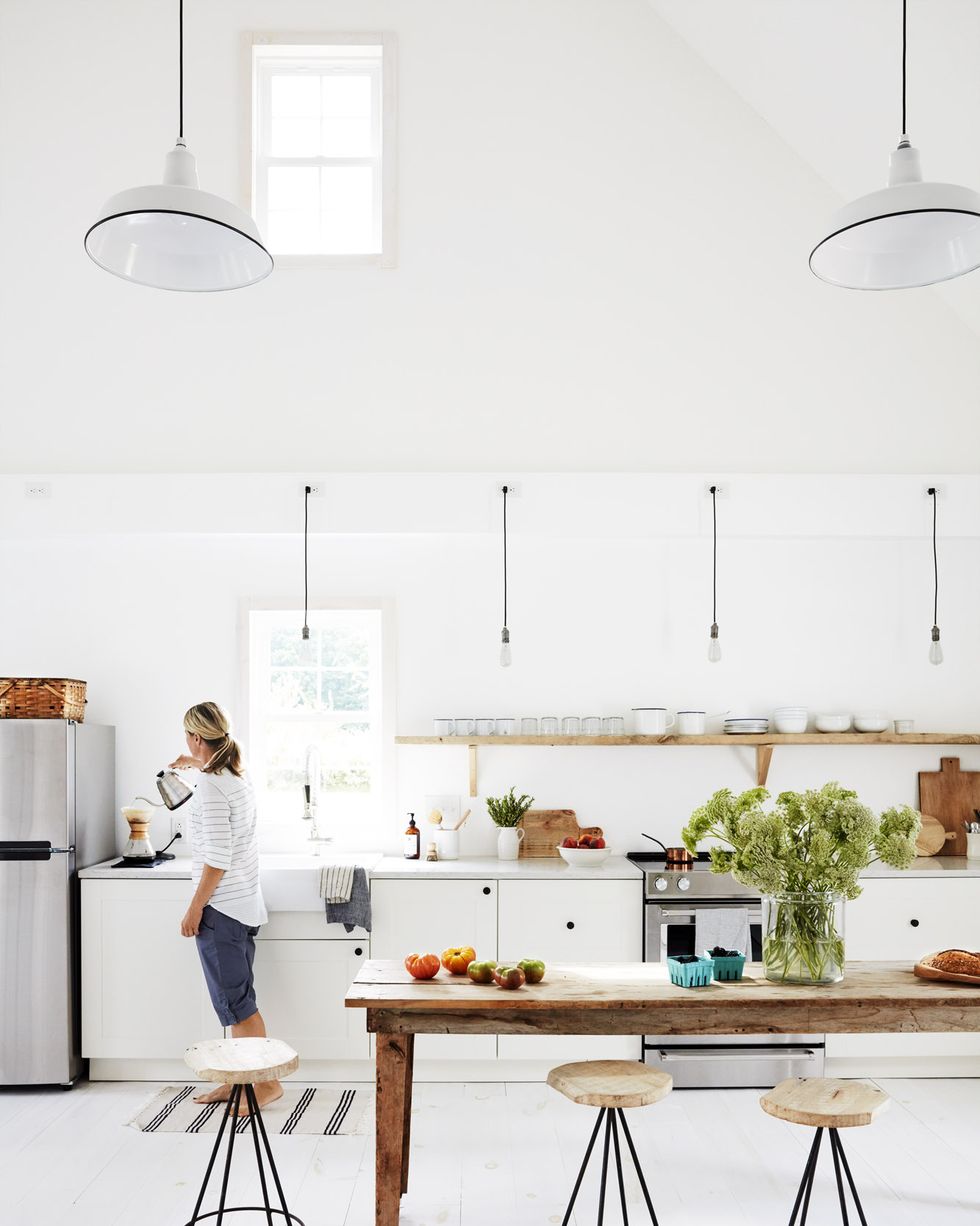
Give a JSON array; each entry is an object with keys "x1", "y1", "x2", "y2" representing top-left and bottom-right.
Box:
[{"x1": 0, "y1": 841, "x2": 74, "y2": 861}]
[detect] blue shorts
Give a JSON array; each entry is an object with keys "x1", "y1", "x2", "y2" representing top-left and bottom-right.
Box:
[{"x1": 195, "y1": 905, "x2": 259, "y2": 1027}]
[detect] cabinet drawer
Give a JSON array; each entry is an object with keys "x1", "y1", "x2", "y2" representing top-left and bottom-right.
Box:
[{"x1": 847, "y1": 879, "x2": 980, "y2": 961}]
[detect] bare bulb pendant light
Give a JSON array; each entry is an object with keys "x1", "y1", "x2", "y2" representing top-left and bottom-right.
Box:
[
  {"x1": 85, "y1": 0, "x2": 272, "y2": 291},
  {"x1": 707, "y1": 485, "x2": 721, "y2": 662},
  {"x1": 928, "y1": 486, "x2": 943, "y2": 665},
  {"x1": 300, "y1": 484, "x2": 315, "y2": 665},
  {"x1": 499, "y1": 485, "x2": 512, "y2": 667},
  {"x1": 810, "y1": 0, "x2": 980, "y2": 290}
]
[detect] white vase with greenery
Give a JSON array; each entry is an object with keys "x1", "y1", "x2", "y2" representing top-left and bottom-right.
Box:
[{"x1": 487, "y1": 788, "x2": 534, "y2": 861}]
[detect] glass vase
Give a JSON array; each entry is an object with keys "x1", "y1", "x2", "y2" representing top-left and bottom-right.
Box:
[{"x1": 762, "y1": 892, "x2": 845, "y2": 984}]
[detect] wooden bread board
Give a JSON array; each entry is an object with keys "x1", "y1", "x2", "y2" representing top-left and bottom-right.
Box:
[
  {"x1": 518, "y1": 810, "x2": 603, "y2": 858},
  {"x1": 914, "y1": 951, "x2": 980, "y2": 986},
  {"x1": 915, "y1": 813, "x2": 957, "y2": 857},
  {"x1": 918, "y1": 757, "x2": 979, "y2": 856}
]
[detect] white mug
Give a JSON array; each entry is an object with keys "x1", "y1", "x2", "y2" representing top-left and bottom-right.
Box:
[
  {"x1": 454, "y1": 717, "x2": 475, "y2": 736},
  {"x1": 433, "y1": 718, "x2": 454, "y2": 736},
  {"x1": 676, "y1": 710, "x2": 706, "y2": 735},
  {"x1": 475, "y1": 718, "x2": 495, "y2": 736},
  {"x1": 632, "y1": 708, "x2": 676, "y2": 735}
]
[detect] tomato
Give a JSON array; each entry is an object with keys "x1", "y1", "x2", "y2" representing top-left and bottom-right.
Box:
[
  {"x1": 441, "y1": 946, "x2": 477, "y2": 976},
  {"x1": 404, "y1": 953, "x2": 441, "y2": 979}
]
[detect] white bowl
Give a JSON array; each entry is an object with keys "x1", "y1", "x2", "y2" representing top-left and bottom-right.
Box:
[
  {"x1": 853, "y1": 712, "x2": 890, "y2": 733},
  {"x1": 557, "y1": 844, "x2": 612, "y2": 867},
  {"x1": 773, "y1": 717, "x2": 808, "y2": 734},
  {"x1": 815, "y1": 713, "x2": 851, "y2": 733}
]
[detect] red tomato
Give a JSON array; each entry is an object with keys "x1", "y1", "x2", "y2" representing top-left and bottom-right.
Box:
[
  {"x1": 404, "y1": 953, "x2": 440, "y2": 979},
  {"x1": 441, "y1": 946, "x2": 477, "y2": 976}
]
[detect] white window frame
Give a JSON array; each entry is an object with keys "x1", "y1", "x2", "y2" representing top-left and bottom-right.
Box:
[
  {"x1": 244, "y1": 32, "x2": 397, "y2": 269},
  {"x1": 239, "y1": 597, "x2": 397, "y2": 846}
]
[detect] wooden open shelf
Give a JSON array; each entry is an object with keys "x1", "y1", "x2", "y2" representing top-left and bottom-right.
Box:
[{"x1": 394, "y1": 733, "x2": 980, "y2": 795}]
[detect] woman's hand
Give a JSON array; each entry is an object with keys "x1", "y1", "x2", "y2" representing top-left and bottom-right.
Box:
[
  {"x1": 181, "y1": 904, "x2": 204, "y2": 937},
  {"x1": 169, "y1": 754, "x2": 198, "y2": 770}
]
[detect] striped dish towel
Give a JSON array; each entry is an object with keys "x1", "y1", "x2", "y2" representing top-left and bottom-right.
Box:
[{"x1": 319, "y1": 863, "x2": 355, "y2": 903}]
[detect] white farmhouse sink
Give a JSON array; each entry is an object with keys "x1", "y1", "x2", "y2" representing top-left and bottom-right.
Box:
[{"x1": 259, "y1": 851, "x2": 382, "y2": 912}]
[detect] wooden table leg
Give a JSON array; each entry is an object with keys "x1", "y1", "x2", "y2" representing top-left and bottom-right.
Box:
[
  {"x1": 401, "y1": 1033, "x2": 414, "y2": 1194},
  {"x1": 376, "y1": 1032, "x2": 409, "y2": 1226}
]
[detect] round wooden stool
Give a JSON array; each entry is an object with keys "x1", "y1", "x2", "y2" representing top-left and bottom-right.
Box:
[
  {"x1": 547, "y1": 1059, "x2": 672, "y2": 1226},
  {"x1": 761, "y1": 1076, "x2": 890, "y2": 1226},
  {"x1": 182, "y1": 1037, "x2": 303, "y2": 1226}
]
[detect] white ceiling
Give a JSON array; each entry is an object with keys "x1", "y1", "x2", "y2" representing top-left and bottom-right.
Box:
[{"x1": 2, "y1": 0, "x2": 980, "y2": 475}]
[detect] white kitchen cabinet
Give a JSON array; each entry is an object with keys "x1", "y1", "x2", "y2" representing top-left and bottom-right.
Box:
[
  {"x1": 251, "y1": 938, "x2": 369, "y2": 1059},
  {"x1": 496, "y1": 879, "x2": 643, "y2": 1062},
  {"x1": 827, "y1": 878, "x2": 980, "y2": 1063},
  {"x1": 82, "y1": 880, "x2": 219, "y2": 1059},
  {"x1": 370, "y1": 878, "x2": 498, "y2": 1059}
]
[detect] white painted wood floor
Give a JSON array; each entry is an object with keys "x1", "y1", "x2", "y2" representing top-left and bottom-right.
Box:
[{"x1": 0, "y1": 1078, "x2": 977, "y2": 1225}]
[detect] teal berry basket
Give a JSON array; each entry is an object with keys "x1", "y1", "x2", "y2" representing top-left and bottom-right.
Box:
[
  {"x1": 667, "y1": 955, "x2": 714, "y2": 988},
  {"x1": 704, "y1": 949, "x2": 746, "y2": 981}
]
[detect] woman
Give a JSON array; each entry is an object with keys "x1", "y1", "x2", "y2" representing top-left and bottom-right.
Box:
[{"x1": 171, "y1": 701, "x2": 280, "y2": 1112}]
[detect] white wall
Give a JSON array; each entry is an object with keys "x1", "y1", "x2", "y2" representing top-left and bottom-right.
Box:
[
  {"x1": 3, "y1": 0, "x2": 980, "y2": 474},
  {"x1": 1, "y1": 473, "x2": 977, "y2": 858}
]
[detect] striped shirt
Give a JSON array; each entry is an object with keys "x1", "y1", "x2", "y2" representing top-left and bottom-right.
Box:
[{"x1": 189, "y1": 769, "x2": 268, "y2": 928}]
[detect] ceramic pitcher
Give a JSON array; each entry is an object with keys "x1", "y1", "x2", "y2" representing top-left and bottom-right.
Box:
[{"x1": 496, "y1": 826, "x2": 525, "y2": 861}]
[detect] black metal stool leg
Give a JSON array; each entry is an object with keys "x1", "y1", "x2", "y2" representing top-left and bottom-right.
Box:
[
  {"x1": 616, "y1": 1108, "x2": 660, "y2": 1226},
  {"x1": 561, "y1": 1109, "x2": 606, "y2": 1226},
  {"x1": 829, "y1": 1128, "x2": 850, "y2": 1226},
  {"x1": 244, "y1": 1085, "x2": 276, "y2": 1226},
  {"x1": 788, "y1": 1127, "x2": 823, "y2": 1226},
  {"x1": 189, "y1": 1089, "x2": 239, "y2": 1225},
  {"x1": 609, "y1": 1110, "x2": 629, "y2": 1225},
  {"x1": 831, "y1": 1129, "x2": 869, "y2": 1226},
  {"x1": 596, "y1": 1110, "x2": 614, "y2": 1226},
  {"x1": 215, "y1": 1085, "x2": 243, "y2": 1226},
  {"x1": 250, "y1": 1083, "x2": 298, "y2": 1223}
]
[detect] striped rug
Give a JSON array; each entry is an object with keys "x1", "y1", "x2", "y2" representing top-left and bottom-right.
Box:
[{"x1": 129, "y1": 1085, "x2": 373, "y2": 1136}]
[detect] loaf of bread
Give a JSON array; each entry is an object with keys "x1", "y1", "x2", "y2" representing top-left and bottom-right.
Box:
[{"x1": 927, "y1": 949, "x2": 980, "y2": 976}]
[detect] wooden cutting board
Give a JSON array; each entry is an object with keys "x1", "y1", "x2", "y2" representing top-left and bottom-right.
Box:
[
  {"x1": 518, "y1": 810, "x2": 603, "y2": 858},
  {"x1": 915, "y1": 814, "x2": 957, "y2": 857},
  {"x1": 918, "y1": 758, "x2": 979, "y2": 856}
]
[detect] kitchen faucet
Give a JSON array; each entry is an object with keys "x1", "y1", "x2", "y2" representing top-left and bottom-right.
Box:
[{"x1": 302, "y1": 745, "x2": 332, "y2": 850}]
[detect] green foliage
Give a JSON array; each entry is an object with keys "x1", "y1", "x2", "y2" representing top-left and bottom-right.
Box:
[
  {"x1": 486, "y1": 787, "x2": 535, "y2": 828},
  {"x1": 682, "y1": 782, "x2": 921, "y2": 901}
]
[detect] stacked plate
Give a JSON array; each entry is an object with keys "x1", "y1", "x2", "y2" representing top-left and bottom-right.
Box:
[{"x1": 724, "y1": 717, "x2": 769, "y2": 735}]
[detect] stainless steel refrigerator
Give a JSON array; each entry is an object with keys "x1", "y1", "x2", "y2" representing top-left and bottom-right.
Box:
[{"x1": 0, "y1": 721, "x2": 115, "y2": 1086}]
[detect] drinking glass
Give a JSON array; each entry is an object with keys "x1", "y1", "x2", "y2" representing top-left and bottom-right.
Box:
[
  {"x1": 602, "y1": 716, "x2": 625, "y2": 735},
  {"x1": 520, "y1": 718, "x2": 539, "y2": 735},
  {"x1": 582, "y1": 716, "x2": 602, "y2": 735},
  {"x1": 540, "y1": 717, "x2": 560, "y2": 735},
  {"x1": 561, "y1": 716, "x2": 581, "y2": 735},
  {"x1": 495, "y1": 718, "x2": 516, "y2": 735},
  {"x1": 475, "y1": 718, "x2": 494, "y2": 736},
  {"x1": 454, "y1": 717, "x2": 475, "y2": 736}
]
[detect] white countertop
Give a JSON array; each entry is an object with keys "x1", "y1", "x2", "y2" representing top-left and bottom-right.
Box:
[
  {"x1": 370, "y1": 855, "x2": 642, "y2": 879},
  {"x1": 861, "y1": 856, "x2": 980, "y2": 878}
]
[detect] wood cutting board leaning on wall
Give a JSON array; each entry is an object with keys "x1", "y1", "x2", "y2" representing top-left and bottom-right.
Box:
[{"x1": 918, "y1": 757, "x2": 979, "y2": 856}]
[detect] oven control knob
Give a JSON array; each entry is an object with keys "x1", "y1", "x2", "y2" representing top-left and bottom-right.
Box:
[
  {"x1": 677, "y1": 877, "x2": 691, "y2": 892},
  {"x1": 654, "y1": 876, "x2": 668, "y2": 891}
]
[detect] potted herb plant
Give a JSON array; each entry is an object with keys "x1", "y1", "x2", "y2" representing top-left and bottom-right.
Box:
[
  {"x1": 487, "y1": 787, "x2": 534, "y2": 860},
  {"x1": 682, "y1": 783, "x2": 920, "y2": 984}
]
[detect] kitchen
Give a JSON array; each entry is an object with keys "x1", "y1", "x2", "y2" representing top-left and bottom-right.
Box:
[{"x1": 3, "y1": 1, "x2": 980, "y2": 1225}]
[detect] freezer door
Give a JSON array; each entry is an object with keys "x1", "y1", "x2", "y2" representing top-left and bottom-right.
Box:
[
  {"x1": 0, "y1": 721, "x2": 70, "y2": 845},
  {"x1": 0, "y1": 852, "x2": 74, "y2": 1084}
]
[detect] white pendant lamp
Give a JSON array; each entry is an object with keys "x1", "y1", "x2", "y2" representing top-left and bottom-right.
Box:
[
  {"x1": 85, "y1": 0, "x2": 272, "y2": 292},
  {"x1": 810, "y1": 0, "x2": 980, "y2": 290}
]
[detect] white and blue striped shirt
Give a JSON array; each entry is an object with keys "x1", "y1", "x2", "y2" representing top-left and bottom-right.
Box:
[{"x1": 189, "y1": 769, "x2": 268, "y2": 928}]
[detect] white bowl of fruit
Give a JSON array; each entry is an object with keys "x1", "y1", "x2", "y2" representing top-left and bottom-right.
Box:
[{"x1": 557, "y1": 835, "x2": 611, "y2": 866}]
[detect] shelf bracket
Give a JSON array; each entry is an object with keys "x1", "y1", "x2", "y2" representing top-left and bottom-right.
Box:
[
  {"x1": 468, "y1": 744, "x2": 478, "y2": 797},
  {"x1": 756, "y1": 744, "x2": 774, "y2": 788}
]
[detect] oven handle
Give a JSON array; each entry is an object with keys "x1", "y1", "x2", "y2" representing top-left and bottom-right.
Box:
[
  {"x1": 647, "y1": 908, "x2": 763, "y2": 922},
  {"x1": 653, "y1": 1047, "x2": 816, "y2": 1061}
]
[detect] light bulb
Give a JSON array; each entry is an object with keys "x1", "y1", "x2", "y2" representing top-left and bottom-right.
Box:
[
  {"x1": 929, "y1": 626, "x2": 943, "y2": 666},
  {"x1": 708, "y1": 623, "x2": 721, "y2": 663},
  {"x1": 499, "y1": 627, "x2": 512, "y2": 668},
  {"x1": 299, "y1": 624, "x2": 316, "y2": 665}
]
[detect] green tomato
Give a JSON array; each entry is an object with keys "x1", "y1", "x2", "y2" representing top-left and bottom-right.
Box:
[
  {"x1": 517, "y1": 958, "x2": 546, "y2": 984},
  {"x1": 466, "y1": 959, "x2": 498, "y2": 985}
]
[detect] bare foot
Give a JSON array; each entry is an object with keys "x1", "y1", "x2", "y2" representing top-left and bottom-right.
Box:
[
  {"x1": 193, "y1": 1085, "x2": 233, "y2": 1105},
  {"x1": 235, "y1": 1081, "x2": 284, "y2": 1116}
]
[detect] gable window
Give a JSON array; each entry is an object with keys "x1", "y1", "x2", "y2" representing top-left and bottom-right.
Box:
[
  {"x1": 247, "y1": 607, "x2": 388, "y2": 840},
  {"x1": 250, "y1": 35, "x2": 396, "y2": 265}
]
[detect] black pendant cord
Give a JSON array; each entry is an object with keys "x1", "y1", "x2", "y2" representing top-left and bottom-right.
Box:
[
  {"x1": 929, "y1": 486, "x2": 938, "y2": 627},
  {"x1": 710, "y1": 484, "x2": 718, "y2": 628},
  {"x1": 901, "y1": 0, "x2": 907, "y2": 136},
  {"x1": 303, "y1": 484, "x2": 311, "y2": 635},
  {"x1": 502, "y1": 485, "x2": 509, "y2": 628},
  {"x1": 178, "y1": 0, "x2": 184, "y2": 139}
]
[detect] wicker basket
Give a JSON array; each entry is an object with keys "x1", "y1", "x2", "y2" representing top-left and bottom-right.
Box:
[{"x1": 0, "y1": 678, "x2": 87, "y2": 721}]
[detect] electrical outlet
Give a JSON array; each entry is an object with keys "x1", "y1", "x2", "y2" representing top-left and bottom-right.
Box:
[
  {"x1": 24, "y1": 482, "x2": 50, "y2": 498},
  {"x1": 172, "y1": 813, "x2": 186, "y2": 841}
]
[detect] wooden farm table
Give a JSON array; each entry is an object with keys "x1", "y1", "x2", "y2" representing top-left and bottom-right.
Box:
[{"x1": 345, "y1": 959, "x2": 980, "y2": 1226}]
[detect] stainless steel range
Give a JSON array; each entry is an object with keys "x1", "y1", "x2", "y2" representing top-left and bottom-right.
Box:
[{"x1": 628, "y1": 851, "x2": 825, "y2": 1089}]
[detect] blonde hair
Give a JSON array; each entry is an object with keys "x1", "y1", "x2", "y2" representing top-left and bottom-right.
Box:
[{"x1": 183, "y1": 701, "x2": 244, "y2": 777}]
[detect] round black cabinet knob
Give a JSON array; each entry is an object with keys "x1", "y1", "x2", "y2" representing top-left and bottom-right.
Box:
[
  {"x1": 483, "y1": 886, "x2": 491, "y2": 895},
  {"x1": 909, "y1": 919, "x2": 919, "y2": 928},
  {"x1": 354, "y1": 947, "x2": 364, "y2": 956},
  {"x1": 566, "y1": 921, "x2": 575, "y2": 930}
]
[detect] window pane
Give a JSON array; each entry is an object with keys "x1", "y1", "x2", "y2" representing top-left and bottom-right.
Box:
[
  {"x1": 321, "y1": 625, "x2": 369, "y2": 670},
  {"x1": 269, "y1": 115, "x2": 320, "y2": 158},
  {"x1": 270, "y1": 74, "x2": 320, "y2": 117},
  {"x1": 270, "y1": 627, "x2": 308, "y2": 667},
  {"x1": 267, "y1": 166, "x2": 319, "y2": 211},
  {"x1": 321, "y1": 669, "x2": 370, "y2": 711},
  {"x1": 321, "y1": 74, "x2": 374, "y2": 157},
  {"x1": 263, "y1": 719, "x2": 373, "y2": 795},
  {"x1": 270, "y1": 669, "x2": 318, "y2": 711},
  {"x1": 321, "y1": 167, "x2": 377, "y2": 253}
]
